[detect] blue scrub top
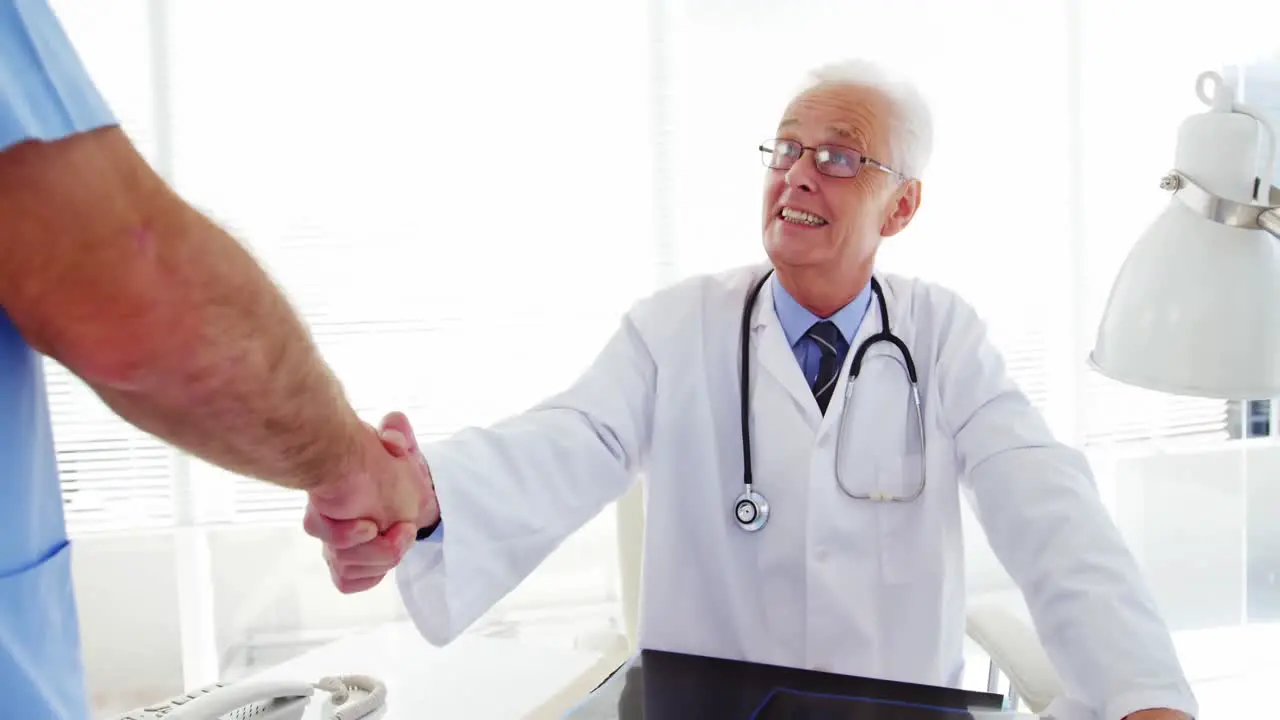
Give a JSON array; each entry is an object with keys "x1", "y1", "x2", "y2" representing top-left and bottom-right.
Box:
[{"x1": 1, "y1": 0, "x2": 117, "y2": 716}]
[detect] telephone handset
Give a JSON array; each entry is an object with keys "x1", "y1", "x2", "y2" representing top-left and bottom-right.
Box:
[{"x1": 113, "y1": 674, "x2": 386, "y2": 720}]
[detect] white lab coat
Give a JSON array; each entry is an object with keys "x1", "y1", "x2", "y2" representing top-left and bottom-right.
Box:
[{"x1": 396, "y1": 264, "x2": 1198, "y2": 720}]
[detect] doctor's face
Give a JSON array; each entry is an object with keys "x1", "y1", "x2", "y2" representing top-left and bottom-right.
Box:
[{"x1": 761, "y1": 84, "x2": 917, "y2": 278}]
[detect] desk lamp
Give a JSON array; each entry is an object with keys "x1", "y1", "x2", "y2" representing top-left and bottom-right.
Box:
[{"x1": 1090, "y1": 70, "x2": 1280, "y2": 399}]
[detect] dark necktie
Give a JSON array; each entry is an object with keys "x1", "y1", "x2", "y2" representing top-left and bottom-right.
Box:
[{"x1": 806, "y1": 320, "x2": 842, "y2": 414}]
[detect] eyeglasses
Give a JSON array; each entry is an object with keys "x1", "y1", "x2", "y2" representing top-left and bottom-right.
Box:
[{"x1": 759, "y1": 138, "x2": 906, "y2": 181}]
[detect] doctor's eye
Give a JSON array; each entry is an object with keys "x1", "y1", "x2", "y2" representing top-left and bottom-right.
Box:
[
  {"x1": 815, "y1": 146, "x2": 862, "y2": 176},
  {"x1": 759, "y1": 139, "x2": 803, "y2": 169},
  {"x1": 775, "y1": 140, "x2": 802, "y2": 157}
]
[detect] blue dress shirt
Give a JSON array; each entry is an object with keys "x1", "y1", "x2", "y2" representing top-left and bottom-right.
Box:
[
  {"x1": 1, "y1": 1, "x2": 117, "y2": 716},
  {"x1": 770, "y1": 274, "x2": 873, "y2": 387}
]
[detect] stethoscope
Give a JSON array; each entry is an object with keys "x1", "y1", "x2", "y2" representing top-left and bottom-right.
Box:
[{"x1": 734, "y1": 269, "x2": 928, "y2": 532}]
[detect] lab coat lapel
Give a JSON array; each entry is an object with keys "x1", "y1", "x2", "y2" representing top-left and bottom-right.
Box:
[{"x1": 750, "y1": 279, "x2": 824, "y2": 429}]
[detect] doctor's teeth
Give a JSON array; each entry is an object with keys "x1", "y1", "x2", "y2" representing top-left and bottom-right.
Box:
[{"x1": 781, "y1": 208, "x2": 827, "y2": 226}]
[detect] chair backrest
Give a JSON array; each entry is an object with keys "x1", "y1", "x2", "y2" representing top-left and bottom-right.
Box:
[
  {"x1": 965, "y1": 603, "x2": 1064, "y2": 713},
  {"x1": 615, "y1": 480, "x2": 645, "y2": 650}
]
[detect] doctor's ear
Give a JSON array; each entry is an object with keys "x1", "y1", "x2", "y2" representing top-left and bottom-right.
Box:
[{"x1": 880, "y1": 179, "x2": 922, "y2": 237}]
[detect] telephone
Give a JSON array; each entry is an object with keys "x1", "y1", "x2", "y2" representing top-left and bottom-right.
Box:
[{"x1": 111, "y1": 674, "x2": 386, "y2": 720}]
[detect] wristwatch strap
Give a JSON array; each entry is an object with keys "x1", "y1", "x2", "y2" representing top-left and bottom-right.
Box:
[{"x1": 415, "y1": 518, "x2": 442, "y2": 541}]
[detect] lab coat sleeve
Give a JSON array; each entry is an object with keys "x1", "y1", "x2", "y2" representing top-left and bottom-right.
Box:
[
  {"x1": 935, "y1": 294, "x2": 1198, "y2": 720},
  {"x1": 394, "y1": 312, "x2": 655, "y2": 646}
]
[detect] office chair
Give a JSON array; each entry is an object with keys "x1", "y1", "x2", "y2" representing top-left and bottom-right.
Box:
[{"x1": 965, "y1": 602, "x2": 1064, "y2": 713}]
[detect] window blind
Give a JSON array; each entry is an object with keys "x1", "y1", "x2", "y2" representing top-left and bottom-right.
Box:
[
  {"x1": 159, "y1": 0, "x2": 657, "y2": 526},
  {"x1": 43, "y1": 372, "x2": 176, "y2": 533},
  {"x1": 47, "y1": 0, "x2": 175, "y2": 535},
  {"x1": 45, "y1": 0, "x2": 654, "y2": 536}
]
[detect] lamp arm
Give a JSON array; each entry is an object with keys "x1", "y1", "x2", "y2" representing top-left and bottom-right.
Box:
[{"x1": 1261, "y1": 208, "x2": 1280, "y2": 239}]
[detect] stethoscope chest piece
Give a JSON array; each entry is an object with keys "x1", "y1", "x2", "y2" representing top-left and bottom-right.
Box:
[{"x1": 733, "y1": 488, "x2": 769, "y2": 532}]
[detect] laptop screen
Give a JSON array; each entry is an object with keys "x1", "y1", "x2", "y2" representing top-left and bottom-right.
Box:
[{"x1": 753, "y1": 688, "x2": 983, "y2": 719}]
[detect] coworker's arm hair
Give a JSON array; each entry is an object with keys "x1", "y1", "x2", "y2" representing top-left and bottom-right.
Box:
[{"x1": 0, "y1": 127, "x2": 368, "y2": 491}]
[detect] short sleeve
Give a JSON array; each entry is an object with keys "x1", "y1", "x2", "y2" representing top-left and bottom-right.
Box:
[{"x1": 0, "y1": 0, "x2": 116, "y2": 152}]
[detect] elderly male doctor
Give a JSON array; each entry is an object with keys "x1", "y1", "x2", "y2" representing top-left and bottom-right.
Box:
[{"x1": 309, "y1": 59, "x2": 1196, "y2": 719}]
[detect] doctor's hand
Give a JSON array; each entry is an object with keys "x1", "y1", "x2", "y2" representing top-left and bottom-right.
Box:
[
  {"x1": 303, "y1": 411, "x2": 439, "y2": 593},
  {"x1": 1122, "y1": 711, "x2": 1191, "y2": 720}
]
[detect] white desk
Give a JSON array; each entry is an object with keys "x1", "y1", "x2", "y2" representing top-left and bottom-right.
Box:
[
  {"x1": 1170, "y1": 623, "x2": 1280, "y2": 717},
  {"x1": 243, "y1": 622, "x2": 629, "y2": 720}
]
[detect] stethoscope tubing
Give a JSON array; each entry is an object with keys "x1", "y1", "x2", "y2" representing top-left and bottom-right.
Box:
[{"x1": 735, "y1": 269, "x2": 927, "y2": 531}]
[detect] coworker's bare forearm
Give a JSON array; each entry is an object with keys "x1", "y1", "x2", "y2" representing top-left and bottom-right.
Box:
[
  {"x1": 0, "y1": 126, "x2": 368, "y2": 491},
  {"x1": 87, "y1": 285, "x2": 369, "y2": 491}
]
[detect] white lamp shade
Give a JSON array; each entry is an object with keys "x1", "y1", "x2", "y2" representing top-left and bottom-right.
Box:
[{"x1": 1089, "y1": 198, "x2": 1280, "y2": 399}]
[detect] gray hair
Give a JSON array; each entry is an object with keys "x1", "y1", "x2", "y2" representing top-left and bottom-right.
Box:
[{"x1": 798, "y1": 59, "x2": 933, "y2": 179}]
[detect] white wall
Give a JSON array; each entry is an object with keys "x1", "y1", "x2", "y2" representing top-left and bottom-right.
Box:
[{"x1": 73, "y1": 533, "x2": 184, "y2": 715}]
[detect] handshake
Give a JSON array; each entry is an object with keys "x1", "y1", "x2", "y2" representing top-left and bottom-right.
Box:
[{"x1": 303, "y1": 411, "x2": 439, "y2": 594}]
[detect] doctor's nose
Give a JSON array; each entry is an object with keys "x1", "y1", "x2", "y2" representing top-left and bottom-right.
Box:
[{"x1": 784, "y1": 157, "x2": 819, "y2": 193}]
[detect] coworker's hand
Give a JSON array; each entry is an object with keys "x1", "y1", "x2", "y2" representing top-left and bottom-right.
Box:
[
  {"x1": 304, "y1": 411, "x2": 438, "y2": 593},
  {"x1": 305, "y1": 410, "x2": 433, "y2": 535},
  {"x1": 1123, "y1": 710, "x2": 1192, "y2": 720}
]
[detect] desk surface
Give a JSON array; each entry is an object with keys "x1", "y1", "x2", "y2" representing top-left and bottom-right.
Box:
[
  {"x1": 565, "y1": 649, "x2": 1036, "y2": 719},
  {"x1": 244, "y1": 621, "x2": 616, "y2": 719},
  {"x1": 233, "y1": 614, "x2": 1280, "y2": 719}
]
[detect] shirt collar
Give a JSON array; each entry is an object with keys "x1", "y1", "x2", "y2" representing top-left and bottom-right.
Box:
[{"x1": 771, "y1": 272, "x2": 873, "y2": 349}]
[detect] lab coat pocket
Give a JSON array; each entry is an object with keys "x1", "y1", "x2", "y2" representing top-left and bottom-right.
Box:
[
  {"x1": 875, "y1": 456, "x2": 927, "y2": 585},
  {"x1": 0, "y1": 540, "x2": 89, "y2": 718}
]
